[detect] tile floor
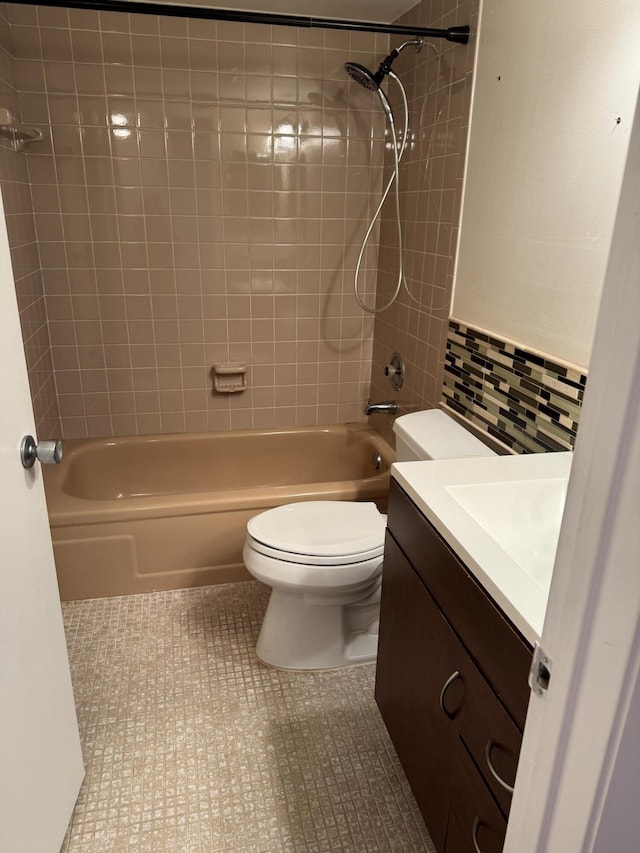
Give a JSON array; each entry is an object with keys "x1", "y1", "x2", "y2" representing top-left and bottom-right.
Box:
[{"x1": 61, "y1": 581, "x2": 435, "y2": 852}]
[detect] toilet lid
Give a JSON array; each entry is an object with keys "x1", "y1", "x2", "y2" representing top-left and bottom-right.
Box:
[{"x1": 247, "y1": 501, "x2": 386, "y2": 560}]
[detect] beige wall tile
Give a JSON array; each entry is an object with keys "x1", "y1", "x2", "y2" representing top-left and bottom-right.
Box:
[
  {"x1": 0, "y1": 6, "x2": 60, "y2": 436},
  {"x1": 368, "y1": 0, "x2": 479, "y2": 446},
  {"x1": 6, "y1": 0, "x2": 475, "y2": 440}
]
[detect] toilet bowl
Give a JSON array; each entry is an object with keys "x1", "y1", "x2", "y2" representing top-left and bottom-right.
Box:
[
  {"x1": 243, "y1": 409, "x2": 497, "y2": 671},
  {"x1": 243, "y1": 501, "x2": 386, "y2": 670}
]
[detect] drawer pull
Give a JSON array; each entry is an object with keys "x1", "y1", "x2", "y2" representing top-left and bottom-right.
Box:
[
  {"x1": 472, "y1": 816, "x2": 484, "y2": 853},
  {"x1": 439, "y1": 670, "x2": 460, "y2": 720},
  {"x1": 485, "y1": 739, "x2": 515, "y2": 794}
]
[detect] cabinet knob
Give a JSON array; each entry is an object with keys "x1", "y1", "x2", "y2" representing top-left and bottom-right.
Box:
[
  {"x1": 439, "y1": 670, "x2": 461, "y2": 720},
  {"x1": 485, "y1": 739, "x2": 515, "y2": 794}
]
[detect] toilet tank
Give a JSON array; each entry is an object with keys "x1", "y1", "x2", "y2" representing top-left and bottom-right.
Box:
[{"x1": 393, "y1": 410, "x2": 496, "y2": 462}]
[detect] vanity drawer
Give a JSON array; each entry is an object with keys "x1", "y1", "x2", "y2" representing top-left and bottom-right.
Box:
[
  {"x1": 460, "y1": 657, "x2": 522, "y2": 816},
  {"x1": 446, "y1": 747, "x2": 507, "y2": 853},
  {"x1": 387, "y1": 480, "x2": 532, "y2": 729}
]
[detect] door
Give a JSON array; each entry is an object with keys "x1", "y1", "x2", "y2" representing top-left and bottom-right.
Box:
[
  {"x1": 0, "y1": 203, "x2": 83, "y2": 847},
  {"x1": 504, "y1": 92, "x2": 640, "y2": 851}
]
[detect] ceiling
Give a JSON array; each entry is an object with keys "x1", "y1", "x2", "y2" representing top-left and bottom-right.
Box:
[{"x1": 127, "y1": 0, "x2": 422, "y2": 26}]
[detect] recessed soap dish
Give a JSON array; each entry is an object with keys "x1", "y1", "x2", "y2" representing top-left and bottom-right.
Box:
[{"x1": 212, "y1": 362, "x2": 247, "y2": 393}]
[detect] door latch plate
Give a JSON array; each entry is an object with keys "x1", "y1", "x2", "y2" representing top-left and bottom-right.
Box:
[{"x1": 529, "y1": 641, "x2": 552, "y2": 697}]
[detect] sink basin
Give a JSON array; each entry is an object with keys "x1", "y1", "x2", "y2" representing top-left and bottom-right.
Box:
[
  {"x1": 445, "y1": 477, "x2": 568, "y2": 589},
  {"x1": 392, "y1": 451, "x2": 573, "y2": 643}
]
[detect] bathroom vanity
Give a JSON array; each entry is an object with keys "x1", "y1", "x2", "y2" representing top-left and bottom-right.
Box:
[{"x1": 376, "y1": 479, "x2": 533, "y2": 853}]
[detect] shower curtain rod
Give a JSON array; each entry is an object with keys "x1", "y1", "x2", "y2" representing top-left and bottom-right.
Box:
[{"x1": 6, "y1": 0, "x2": 470, "y2": 42}]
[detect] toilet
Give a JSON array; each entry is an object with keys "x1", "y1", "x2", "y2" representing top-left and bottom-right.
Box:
[{"x1": 243, "y1": 409, "x2": 495, "y2": 670}]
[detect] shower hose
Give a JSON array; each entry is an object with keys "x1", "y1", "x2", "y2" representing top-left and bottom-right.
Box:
[{"x1": 353, "y1": 71, "x2": 413, "y2": 314}]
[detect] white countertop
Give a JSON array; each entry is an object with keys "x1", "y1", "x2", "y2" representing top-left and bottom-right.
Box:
[{"x1": 391, "y1": 451, "x2": 573, "y2": 644}]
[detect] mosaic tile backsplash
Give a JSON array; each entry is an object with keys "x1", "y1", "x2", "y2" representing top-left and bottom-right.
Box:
[{"x1": 443, "y1": 320, "x2": 587, "y2": 453}]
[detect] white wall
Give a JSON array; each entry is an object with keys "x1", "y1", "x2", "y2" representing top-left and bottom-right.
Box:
[{"x1": 452, "y1": 0, "x2": 640, "y2": 369}]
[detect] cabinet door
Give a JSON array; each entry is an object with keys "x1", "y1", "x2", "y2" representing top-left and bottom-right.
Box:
[
  {"x1": 375, "y1": 533, "x2": 467, "y2": 852},
  {"x1": 387, "y1": 481, "x2": 532, "y2": 729}
]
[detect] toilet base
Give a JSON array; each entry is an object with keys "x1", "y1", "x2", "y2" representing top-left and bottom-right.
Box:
[{"x1": 255, "y1": 585, "x2": 380, "y2": 671}]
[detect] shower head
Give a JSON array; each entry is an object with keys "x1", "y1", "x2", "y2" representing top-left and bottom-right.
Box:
[
  {"x1": 344, "y1": 62, "x2": 380, "y2": 92},
  {"x1": 344, "y1": 38, "x2": 423, "y2": 93},
  {"x1": 345, "y1": 61, "x2": 394, "y2": 121}
]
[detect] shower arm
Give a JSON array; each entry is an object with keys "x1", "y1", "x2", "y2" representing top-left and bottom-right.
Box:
[{"x1": 375, "y1": 38, "x2": 423, "y2": 85}]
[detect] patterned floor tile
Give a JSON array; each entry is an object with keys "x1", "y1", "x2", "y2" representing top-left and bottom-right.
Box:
[{"x1": 61, "y1": 582, "x2": 434, "y2": 852}]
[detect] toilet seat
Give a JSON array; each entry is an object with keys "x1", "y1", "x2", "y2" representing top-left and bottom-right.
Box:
[
  {"x1": 246, "y1": 501, "x2": 386, "y2": 566},
  {"x1": 246, "y1": 533, "x2": 383, "y2": 566}
]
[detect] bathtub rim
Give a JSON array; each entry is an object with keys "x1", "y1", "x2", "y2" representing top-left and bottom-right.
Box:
[{"x1": 45, "y1": 423, "x2": 394, "y2": 528}]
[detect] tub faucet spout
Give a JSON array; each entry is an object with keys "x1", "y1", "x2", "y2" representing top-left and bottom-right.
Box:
[{"x1": 364, "y1": 399, "x2": 398, "y2": 416}]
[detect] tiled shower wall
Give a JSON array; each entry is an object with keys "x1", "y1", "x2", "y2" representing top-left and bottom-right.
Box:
[
  {"x1": 368, "y1": 0, "x2": 479, "y2": 445},
  {"x1": 8, "y1": 4, "x2": 389, "y2": 437},
  {"x1": 0, "y1": 3, "x2": 59, "y2": 436}
]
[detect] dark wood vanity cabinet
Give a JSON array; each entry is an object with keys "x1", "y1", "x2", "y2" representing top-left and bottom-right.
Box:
[{"x1": 375, "y1": 481, "x2": 533, "y2": 853}]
